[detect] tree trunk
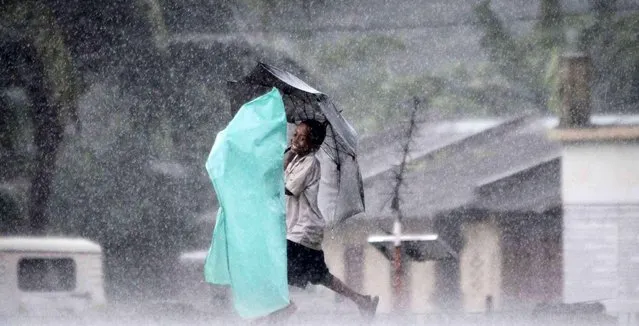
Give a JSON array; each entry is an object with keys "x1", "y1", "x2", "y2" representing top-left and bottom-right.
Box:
[{"x1": 28, "y1": 86, "x2": 63, "y2": 234}]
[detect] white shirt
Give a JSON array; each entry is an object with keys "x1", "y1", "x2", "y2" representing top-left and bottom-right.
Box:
[{"x1": 285, "y1": 152, "x2": 325, "y2": 250}]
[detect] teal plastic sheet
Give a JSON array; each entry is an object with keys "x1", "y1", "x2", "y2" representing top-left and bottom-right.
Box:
[{"x1": 204, "y1": 88, "x2": 289, "y2": 319}]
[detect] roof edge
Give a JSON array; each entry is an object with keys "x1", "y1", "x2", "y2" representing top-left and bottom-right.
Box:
[
  {"x1": 549, "y1": 125, "x2": 639, "y2": 142},
  {"x1": 476, "y1": 155, "x2": 561, "y2": 189},
  {"x1": 363, "y1": 115, "x2": 533, "y2": 183}
]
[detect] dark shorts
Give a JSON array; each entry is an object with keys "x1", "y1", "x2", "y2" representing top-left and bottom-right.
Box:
[{"x1": 287, "y1": 240, "x2": 330, "y2": 288}]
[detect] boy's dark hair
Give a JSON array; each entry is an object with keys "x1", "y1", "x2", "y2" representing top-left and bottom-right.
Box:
[{"x1": 301, "y1": 119, "x2": 327, "y2": 148}]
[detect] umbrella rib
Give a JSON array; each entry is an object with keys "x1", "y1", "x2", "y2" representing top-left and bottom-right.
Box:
[
  {"x1": 302, "y1": 93, "x2": 315, "y2": 119},
  {"x1": 292, "y1": 95, "x2": 303, "y2": 122},
  {"x1": 331, "y1": 101, "x2": 343, "y2": 115},
  {"x1": 297, "y1": 95, "x2": 309, "y2": 121},
  {"x1": 307, "y1": 93, "x2": 320, "y2": 121}
]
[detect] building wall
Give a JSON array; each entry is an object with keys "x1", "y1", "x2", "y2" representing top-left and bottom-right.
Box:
[
  {"x1": 499, "y1": 211, "x2": 563, "y2": 310},
  {"x1": 323, "y1": 213, "x2": 564, "y2": 314},
  {"x1": 322, "y1": 218, "x2": 437, "y2": 314},
  {"x1": 409, "y1": 261, "x2": 437, "y2": 313},
  {"x1": 562, "y1": 142, "x2": 639, "y2": 312},
  {"x1": 362, "y1": 246, "x2": 394, "y2": 312},
  {"x1": 563, "y1": 205, "x2": 619, "y2": 307},
  {"x1": 323, "y1": 221, "x2": 395, "y2": 313},
  {"x1": 563, "y1": 143, "x2": 639, "y2": 204},
  {"x1": 459, "y1": 219, "x2": 502, "y2": 312}
]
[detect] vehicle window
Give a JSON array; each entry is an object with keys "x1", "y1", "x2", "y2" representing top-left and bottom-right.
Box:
[{"x1": 18, "y1": 258, "x2": 76, "y2": 292}]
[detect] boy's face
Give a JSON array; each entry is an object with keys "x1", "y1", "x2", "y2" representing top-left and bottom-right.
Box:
[{"x1": 291, "y1": 123, "x2": 312, "y2": 155}]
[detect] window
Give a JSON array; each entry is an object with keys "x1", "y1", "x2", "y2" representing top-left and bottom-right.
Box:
[{"x1": 18, "y1": 258, "x2": 76, "y2": 292}]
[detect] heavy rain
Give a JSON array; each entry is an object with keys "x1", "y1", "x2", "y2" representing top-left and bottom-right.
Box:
[{"x1": 1, "y1": 0, "x2": 639, "y2": 325}]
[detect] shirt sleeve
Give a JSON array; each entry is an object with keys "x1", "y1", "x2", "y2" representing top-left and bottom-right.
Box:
[{"x1": 285, "y1": 157, "x2": 316, "y2": 197}]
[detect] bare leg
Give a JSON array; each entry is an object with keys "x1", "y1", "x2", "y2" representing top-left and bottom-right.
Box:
[
  {"x1": 320, "y1": 273, "x2": 367, "y2": 306},
  {"x1": 319, "y1": 273, "x2": 378, "y2": 318}
]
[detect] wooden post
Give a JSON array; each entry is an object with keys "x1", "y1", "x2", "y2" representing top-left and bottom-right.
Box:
[
  {"x1": 390, "y1": 96, "x2": 420, "y2": 312},
  {"x1": 392, "y1": 243, "x2": 403, "y2": 311},
  {"x1": 392, "y1": 218, "x2": 404, "y2": 312}
]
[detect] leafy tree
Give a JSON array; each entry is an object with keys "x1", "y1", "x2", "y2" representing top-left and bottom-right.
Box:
[
  {"x1": 0, "y1": 0, "x2": 79, "y2": 234},
  {"x1": 582, "y1": 0, "x2": 639, "y2": 112},
  {"x1": 472, "y1": 0, "x2": 565, "y2": 113},
  {"x1": 472, "y1": 0, "x2": 639, "y2": 114},
  {"x1": 1, "y1": 0, "x2": 309, "y2": 298}
]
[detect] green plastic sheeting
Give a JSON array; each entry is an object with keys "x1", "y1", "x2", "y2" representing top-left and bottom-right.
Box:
[{"x1": 204, "y1": 88, "x2": 289, "y2": 319}]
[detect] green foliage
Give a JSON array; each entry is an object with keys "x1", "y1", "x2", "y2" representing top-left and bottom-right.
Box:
[
  {"x1": 473, "y1": 0, "x2": 563, "y2": 111},
  {"x1": 474, "y1": 0, "x2": 525, "y2": 79},
  {"x1": 0, "y1": 89, "x2": 36, "y2": 154},
  {"x1": 544, "y1": 47, "x2": 562, "y2": 113},
  {"x1": 304, "y1": 34, "x2": 414, "y2": 132},
  {"x1": 137, "y1": 0, "x2": 170, "y2": 50},
  {"x1": 318, "y1": 35, "x2": 407, "y2": 67},
  {"x1": 0, "y1": 0, "x2": 314, "y2": 297},
  {"x1": 473, "y1": 0, "x2": 639, "y2": 113},
  {"x1": 0, "y1": 1, "x2": 79, "y2": 122},
  {"x1": 0, "y1": 188, "x2": 21, "y2": 234},
  {"x1": 0, "y1": 0, "x2": 236, "y2": 294},
  {"x1": 583, "y1": 10, "x2": 639, "y2": 110},
  {"x1": 0, "y1": 94, "x2": 18, "y2": 151},
  {"x1": 537, "y1": 0, "x2": 563, "y2": 47}
]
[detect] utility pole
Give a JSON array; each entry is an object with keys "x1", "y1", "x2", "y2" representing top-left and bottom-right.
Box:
[
  {"x1": 368, "y1": 95, "x2": 456, "y2": 313},
  {"x1": 390, "y1": 96, "x2": 420, "y2": 311}
]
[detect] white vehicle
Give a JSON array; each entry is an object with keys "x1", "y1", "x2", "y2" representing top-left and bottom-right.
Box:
[{"x1": 0, "y1": 236, "x2": 106, "y2": 316}]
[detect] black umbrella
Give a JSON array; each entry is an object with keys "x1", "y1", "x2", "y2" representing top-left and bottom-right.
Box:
[
  {"x1": 227, "y1": 62, "x2": 365, "y2": 224},
  {"x1": 228, "y1": 62, "x2": 356, "y2": 160}
]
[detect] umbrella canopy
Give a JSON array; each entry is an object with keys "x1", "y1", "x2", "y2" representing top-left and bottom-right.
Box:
[
  {"x1": 226, "y1": 62, "x2": 365, "y2": 224},
  {"x1": 228, "y1": 62, "x2": 356, "y2": 160}
]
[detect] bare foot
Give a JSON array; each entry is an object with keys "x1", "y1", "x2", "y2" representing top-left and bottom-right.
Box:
[{"x1": 358, "y1": 295, "x2": 379, "y2": 319}]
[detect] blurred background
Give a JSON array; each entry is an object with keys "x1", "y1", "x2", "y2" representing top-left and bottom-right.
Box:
[{"x1": 1, "y1": 0, "x2": 639, "y2": 324}]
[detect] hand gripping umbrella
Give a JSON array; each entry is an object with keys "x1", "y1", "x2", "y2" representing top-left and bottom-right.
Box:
[{"x1": 227, "y1": 62, "x2": 365, "y2": 225}]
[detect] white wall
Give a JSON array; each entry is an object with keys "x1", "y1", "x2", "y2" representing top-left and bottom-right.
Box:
[
  {"x1": 562, "y1": 143, "x2": 639, "y2": 204},
  {"x1": 363, "y1": 246, "x2": 393, "y2": 313},
  {"x1": 562, "y1": 142, "x2": 639, "y2": 313},
  {"x1": 459, "y1": 220, "x2": 502, "y2": 312},
  {"x1": 409, "y1": 261, "x2": 436, "y2": 313},
  {"x1": 563, "y1": 205, "x2": 619, "y2": 306},
  {"x1": 322, "y1": 219, "x2": 437, "y2": 314}
]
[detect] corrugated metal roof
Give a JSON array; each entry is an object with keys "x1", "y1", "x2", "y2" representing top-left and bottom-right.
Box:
[
  {"x1": 475, "y1": 157, "x2": 561, "y2": 213},
  {"x1": 359, "y1": 118, "x2": 503, "y2": 180},
  {"x1": 360, "y1": 116, "x2": 562, "y2": 219}
]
